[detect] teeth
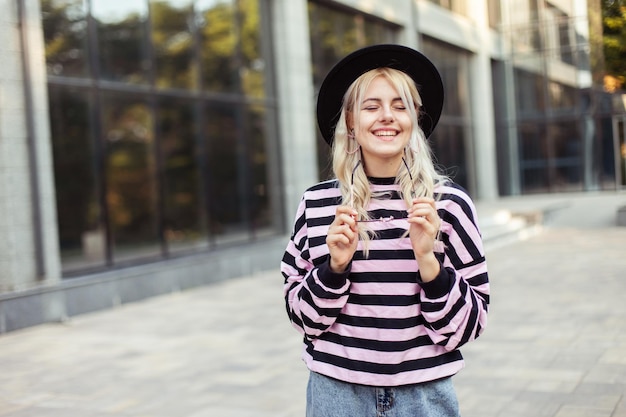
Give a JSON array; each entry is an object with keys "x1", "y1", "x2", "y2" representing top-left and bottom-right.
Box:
[{"x1": 375, "y1": 131, "x2": 396, "y2": 137}]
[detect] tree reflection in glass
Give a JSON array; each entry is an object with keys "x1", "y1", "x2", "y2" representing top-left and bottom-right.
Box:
[
  {"x1": 197, "y1": 0, "x2": 238, "y2": 92},
  {"x1": 93, "y1": 0, "x2": 150, "y2": 83},
  {"x1": 151, "y1": 0, "x2": 197, "y2": 90},
  {"x1": 49, "y1": 86, "x2": 106, "y2": 271},
  {"x1": 41, "y1": 0, "x2": 89, "y2": 77},
  {"x1": 102, "y1": 94, "x2": 160, "y2": 261},
  {"x1": 158, "y1": 98, "x2": 209, "y2": 251},
  {"x1": 205, "y1": 104, "x2": 250, "y2": 244}
]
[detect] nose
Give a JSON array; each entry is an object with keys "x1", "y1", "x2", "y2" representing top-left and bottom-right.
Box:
[{"x1": 380, "y1": 105, "x2": 394, "y2": 122}]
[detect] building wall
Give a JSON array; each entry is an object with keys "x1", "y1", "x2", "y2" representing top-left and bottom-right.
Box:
[
  {"x1": 0, "y1": 0, "x2": 60, "y2": 294},
  {"x1": 1, "y1": 0, "x2": 615, "y2": 333},
  {"x1": 272, "y1": 0, "x2": 318, "y2": 227}
]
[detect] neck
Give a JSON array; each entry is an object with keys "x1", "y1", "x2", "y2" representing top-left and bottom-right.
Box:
[{"x1": 363, "y1": 156, "x2": 403, "y2": 178}]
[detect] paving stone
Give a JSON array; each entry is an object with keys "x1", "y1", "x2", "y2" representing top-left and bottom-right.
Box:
[{"x1": 0, "y1": 194, "x2": 625, "y2": 416}]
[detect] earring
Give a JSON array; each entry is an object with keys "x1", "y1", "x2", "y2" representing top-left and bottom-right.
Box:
[{"x1": 347, "y1": 130, "x2": 360, "y2": 154}]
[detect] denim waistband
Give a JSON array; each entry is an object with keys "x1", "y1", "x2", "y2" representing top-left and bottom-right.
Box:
[{"x1": 306, "y1": 371, "x2": 460, "y2": 417}]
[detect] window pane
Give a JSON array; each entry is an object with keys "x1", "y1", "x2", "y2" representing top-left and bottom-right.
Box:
[
  {"x1": 423, "y1": 45, "x2": 466, "y2": 118},
  {"x1": 362, "y1": 20, "x2": 395, "y2": 46},
  {"x1": 197, "y1": 0, "x2": 239, "y2": 92},
  {"x1": 248, "y1": 104, "x2": 272, "y2": 235},
  {"x1": 551, "y1": 121, "x2": 582, "y2": 191},
  {"x1": 545, "y1": 4, "x2": 575, "y2": 65},
  {"x1": 520, "y1": 121, "x2": 583, "y2": 193},
  {"x1": 430, "y1": 125, "x2": 468, "y2": 187},
  {"x1": 158, "y1": 98, "x2": 209, "y2": 252},
  {"x1": 519, "y1": 122, "x2": 550, "y2": 193},
  {"x1": 205, "y1": 105, "x2": 250, "y2": 244},
  {"x1": 548, "y1": 81, "x2": 577, "y2": 112},
  {"x1": 49, "y1": 86, "x2": 106, "y2": 271},
  {"x1": 151, "y1": 0, "x2": 197, "y2": 90},
  {"x1": 514, "y1": 68, "x2": 547, "y2": 117},
  {"x1": 240, "y1": 0, "x2": 266, "y2": 98},
  {"x1": 309, "y1": 3, "x2": 359, "y2": 88},
  {"x1": 597, "y1": 115, "x2": 617, "y2": 188},
  {"x1": 422, "y1": 38, "x2": 472, "y2": 192},
  {"x1": 42, "y1": 0, "x2": 89, "y2": 77},
  {"x1": 101, "y1": 94, "x2": 160, "y2": 261},
  {"x1": 93, "y1": 0, "x2": 150, "y2": 83}
]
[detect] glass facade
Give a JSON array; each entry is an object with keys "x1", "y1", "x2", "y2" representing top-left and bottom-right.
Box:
[
  {"x1": 40, "y1": 0, "x2": 623, "y2": 276},
  {"x1": 422, "y1": 38, "x2": 473, "y2": 193},
  {"x1": 498, "y1": 0, "x2": 617, "y2": 194},
  {"x1": 42, "y1": 0, "x2": 281, "y2": 274}
]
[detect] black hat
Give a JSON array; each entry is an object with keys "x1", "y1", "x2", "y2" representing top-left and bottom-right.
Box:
[{"x1": 316, "y1": 44, "x2": 444, "y2": 145}]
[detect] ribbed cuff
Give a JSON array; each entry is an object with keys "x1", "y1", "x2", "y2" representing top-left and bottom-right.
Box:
[
  {"x1": 317, "y1": 256, "x2": 351, "y2": 289},
  {"x1": 418, "y1": 264, "x2": 454, "y2": 299}
]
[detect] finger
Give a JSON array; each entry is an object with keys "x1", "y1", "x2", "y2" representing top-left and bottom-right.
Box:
[
  {"x1": 336, "y1": 205, "x2": 358, "y2": 217},
  {"x1": 408, "y1": 210, "x2": 437, "y2": 226},
  {"x1": 410, "y1": 197, "x2": 435, "y2": 206},
  {"x1": 407, "y1": 216, "x2": 434, "y2": 229},
  {"x1": 329, "y1": 223, "x2": 357, "y2": 242},
  {"x1": 335, "y1": 205, "x2": 358, "y2": 221},
  {"x1": 332, "y1": 215, "x2": 357, "y2": 232},
  {"x1": 408, "y1": 210, "x2": 439, "y2": 227},
  {"x1": 409, "y1": 197, "x2": 435, "y2": 209},
  {"x1": 409, "y1": 200, "x2": 438, "y2": 218},
  {"x1": 327, "y1": 227, "x2": 353, "y2": 245},
  {"x1": 327, "y1": 233, "x2": 350, "y2": 247},
  {"x1": 409, "y1": 206, "x2": 432, "y2": 217}
]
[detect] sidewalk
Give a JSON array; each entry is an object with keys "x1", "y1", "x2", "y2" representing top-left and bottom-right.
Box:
[
  {"x1": 0, "y1": 192, "x2": 625, "y2": 417},
  {"x1": 457, "y1": 191, "x2": 626, "y2": 417}
]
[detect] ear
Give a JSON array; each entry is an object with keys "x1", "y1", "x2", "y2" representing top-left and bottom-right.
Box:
[{"x1": 346, "y1": 111, "x2": 354, "y2": 132}]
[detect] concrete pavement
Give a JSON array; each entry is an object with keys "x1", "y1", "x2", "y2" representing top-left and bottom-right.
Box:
[{"x1": 0, "y1": 191, "x2": 625, "y2": 417}]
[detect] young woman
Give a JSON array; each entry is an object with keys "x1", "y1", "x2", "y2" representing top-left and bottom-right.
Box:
[{"x1": 281, "y1": 44, "x2": 489, "y2": 417}]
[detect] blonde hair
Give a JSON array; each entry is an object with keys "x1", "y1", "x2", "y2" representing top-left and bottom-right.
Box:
[{"x1": 331, "y1": 67, "x2": 448, "y2": 250}]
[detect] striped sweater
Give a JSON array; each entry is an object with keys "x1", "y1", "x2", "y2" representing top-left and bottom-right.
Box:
[{"x1": 281, "y1": 177, "x2": 489, "y2": 387}]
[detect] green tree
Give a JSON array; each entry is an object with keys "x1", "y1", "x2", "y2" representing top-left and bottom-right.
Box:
[{"x1": 603, "y1": 0, "x2": 626, "y2": 90}]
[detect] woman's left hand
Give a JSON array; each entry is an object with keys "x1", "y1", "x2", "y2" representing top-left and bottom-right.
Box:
[{"x1": 407, "y1": 197, "x2": 441, "y2": 281}]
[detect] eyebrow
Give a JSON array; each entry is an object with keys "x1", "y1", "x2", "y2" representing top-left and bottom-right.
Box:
[{"x1": 361, "y1": 97, "x2": 404, "y2": 104}]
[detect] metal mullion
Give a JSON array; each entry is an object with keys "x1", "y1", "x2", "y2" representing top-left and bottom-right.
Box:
[{"x1": 258, "y1": 0, "x2": 285, "y2": 234}]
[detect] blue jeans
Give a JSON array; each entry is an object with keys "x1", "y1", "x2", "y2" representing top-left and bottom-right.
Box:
[{"x1": 306, "y1": 372, "x2": 460, "y2": 417}]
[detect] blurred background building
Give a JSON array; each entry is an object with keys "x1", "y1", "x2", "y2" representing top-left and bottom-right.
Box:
[{"x1": 1, "y1": 0, "x2": 624, "y2": 332}]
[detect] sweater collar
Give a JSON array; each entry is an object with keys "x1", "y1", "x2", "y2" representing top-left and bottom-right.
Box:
[{"x1": 368, "y1": 176, "x2": 396, "y2": 185}]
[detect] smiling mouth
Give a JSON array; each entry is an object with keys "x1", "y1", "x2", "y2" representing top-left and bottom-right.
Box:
[{"x1": 374, "y1": 130, "x2": 398, "y2": 139}]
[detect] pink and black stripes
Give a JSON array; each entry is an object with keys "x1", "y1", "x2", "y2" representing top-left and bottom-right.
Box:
[{"x1": 281, "y1": 179, "x2": 489, "y2": 386}]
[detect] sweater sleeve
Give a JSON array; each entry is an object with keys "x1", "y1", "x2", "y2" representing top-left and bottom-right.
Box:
[
  {"x1": 280, "y1": 195, "x2": 351, "y2": 341},
  {"x1": 419, "y1": 186, "x2": 490, "y2": 351}
]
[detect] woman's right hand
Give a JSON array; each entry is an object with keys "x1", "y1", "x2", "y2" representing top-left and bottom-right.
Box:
[{"x1": 326, "y1": 206, "x2": 359, "y2": 273}]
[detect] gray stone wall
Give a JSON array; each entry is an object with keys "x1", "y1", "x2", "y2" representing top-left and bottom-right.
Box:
[{"x1": 0, "y1": 0, "x2": 60, "y2": 293}]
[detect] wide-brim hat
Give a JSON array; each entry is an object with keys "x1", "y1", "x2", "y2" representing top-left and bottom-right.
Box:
[{"x1": 316, "y1": 44, "x2": 444, "y2": 145}]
